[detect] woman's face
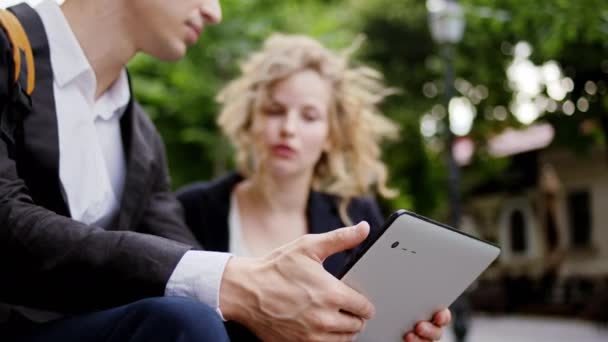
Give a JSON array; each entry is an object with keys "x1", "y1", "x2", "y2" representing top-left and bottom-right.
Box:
[{"x1": 252, "y1": 69, "x2": 332, "y2": 179}]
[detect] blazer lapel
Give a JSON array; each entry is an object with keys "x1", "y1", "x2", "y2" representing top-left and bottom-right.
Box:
[
  {"x1": 115, "y1": 99, "x2": 154, "y2": 230},
  {"x1": 12, "y1": 4, "x2": 69, "y2": 216}
]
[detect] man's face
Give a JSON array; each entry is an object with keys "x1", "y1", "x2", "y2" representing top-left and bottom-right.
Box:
[{"x1": 126, "y1": 0, "x2": 222, "y2": 61}]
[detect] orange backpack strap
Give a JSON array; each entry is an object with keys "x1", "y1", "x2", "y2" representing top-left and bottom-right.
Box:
[{"x1": 0, "y1": 8, "x2": 35, "y2": 95}]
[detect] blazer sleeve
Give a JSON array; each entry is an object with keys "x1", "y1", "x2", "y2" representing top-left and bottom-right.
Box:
[
  {"x1": 0, "y1": 40, "x2": 192, "y2": 313},
  {"x1": 135, "y1": 126, "x2": 202, "y2": 249},
  {"x1": 0, "y1": 30, "x2": 9, "y2": 103}
]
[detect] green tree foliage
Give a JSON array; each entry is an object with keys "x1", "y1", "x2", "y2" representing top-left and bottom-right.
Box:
[
  {"x1": 352, "y1": 0, "x2": 608, "y2": 216},
  {"x1": 128, "y1": 0, "x2": 608, "y2": 218}
]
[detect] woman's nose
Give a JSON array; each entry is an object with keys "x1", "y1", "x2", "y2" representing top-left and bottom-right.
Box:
[{"x1": 280, "y1": 111, "x2": 298, "y2": 136}]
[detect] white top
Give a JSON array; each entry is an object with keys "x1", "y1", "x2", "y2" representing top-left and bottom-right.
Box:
[
  {"x1": 37, "y1": 0, "x2": 128, "y2": 228},
  {"x1": 18, "y1": 0, "x2": 230, "y2": 322},
  {"x1": 228, "y1": 191, "x2": 252, "y2": 257}
]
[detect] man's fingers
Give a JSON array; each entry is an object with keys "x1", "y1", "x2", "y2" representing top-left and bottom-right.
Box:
[
  {"x1": 433, "y1": 308, "x2": 451, "y2": 326},
  {"x1": 322, "y1": 311, "x2": 365, "y2": 333},
  {"x1": 332, "y1": 283, "x2": 375, "y2": 320},
  {"x1": 328, "y1": 332, "x2": 360, "y2": 342},
  {"x1": 403, "y1": 332, "x2": 425, "y2": 342},
  {"x1": 414, "y1": 321, "x2": 443, "y2": 341},
  {"x1": 302, "y1": 221, "x2": 370, "y2": 262}
]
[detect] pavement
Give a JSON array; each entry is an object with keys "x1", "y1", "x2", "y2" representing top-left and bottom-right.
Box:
[{"x1": 440, "y1": 315, "x2": 608, "y2": 342}]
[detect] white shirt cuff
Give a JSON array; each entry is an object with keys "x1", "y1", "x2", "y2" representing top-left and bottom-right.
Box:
[{"x1": 165, "y1": 250, "x2": 232, "y2": 320}]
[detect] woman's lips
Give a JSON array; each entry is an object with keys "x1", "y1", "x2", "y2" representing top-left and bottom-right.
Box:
[{"x1": 271, "y1": 144, "x2": 296, "y2": 158}]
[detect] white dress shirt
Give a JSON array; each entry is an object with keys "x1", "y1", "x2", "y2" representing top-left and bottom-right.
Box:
[
  {"x1": 30, "y1": 0, "x2": 230, "y2": 320},
  {"x1": 37, "y1": 0, "x2": 128, "y2": 228},
  {"x1": 228, "y1": 191, "x2": 253, "y2": 257}
]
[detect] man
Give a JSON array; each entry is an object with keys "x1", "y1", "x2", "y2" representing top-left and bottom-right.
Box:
[{"x1": 0, "y1": 0, "x2": 450, "y2": 341}]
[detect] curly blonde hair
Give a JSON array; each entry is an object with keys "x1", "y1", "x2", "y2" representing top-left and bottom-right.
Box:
[{"x1": 217, "y1": 33, "x2": 399, "y2": 224}]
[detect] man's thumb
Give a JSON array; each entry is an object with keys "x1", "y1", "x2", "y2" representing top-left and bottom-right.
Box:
[{"x1": 307, "y1": 221, "x2": 370, "y2": 262}]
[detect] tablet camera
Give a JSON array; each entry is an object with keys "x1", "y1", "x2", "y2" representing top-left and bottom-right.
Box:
[{"x1": 391, "y1": 241, "x2": 399, "y2": 248}]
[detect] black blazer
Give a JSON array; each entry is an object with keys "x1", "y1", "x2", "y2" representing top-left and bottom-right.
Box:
[
  {"x1": 0, "y1": 4, "x2": 199, "y2": 317},
  {"x1": 177, "y1": 172, "x2": 385, "y2": 276}
]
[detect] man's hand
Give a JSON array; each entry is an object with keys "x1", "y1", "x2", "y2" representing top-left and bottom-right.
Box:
[
  {"x1": 220, "y1": 221, "x2": 374, "y2": 342},
  {"x1": 404, "y1": 308, "x2": 451, "y2": 342}
]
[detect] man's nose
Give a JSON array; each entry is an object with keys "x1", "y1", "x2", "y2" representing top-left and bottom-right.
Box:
[{"x1": 200, "y1": 0, "x2": 222, "y2": 25}]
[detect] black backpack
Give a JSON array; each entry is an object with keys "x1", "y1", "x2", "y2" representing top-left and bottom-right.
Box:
[{"x1": 0, "y1": 7, "x2": 35, "y2": 156}]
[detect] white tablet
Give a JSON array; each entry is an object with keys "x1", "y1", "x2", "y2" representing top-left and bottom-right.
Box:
[{"x1": 338, "y1": 210, "x2": 500, "y2": 341}]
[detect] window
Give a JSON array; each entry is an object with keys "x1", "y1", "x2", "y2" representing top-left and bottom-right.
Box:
[
  {"x1": 510, "y1": 210, "x2": 527, "y2": 253},
  {"x1": 567, "y1": 190, "x2": 592, "y2": 248},
  {"x1": 499, "y1": 197, "x2": 538, "y2": 260}
]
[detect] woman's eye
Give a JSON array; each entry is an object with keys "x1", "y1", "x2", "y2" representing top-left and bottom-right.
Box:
[
  {"x1": 303, "y1": 110, "x2": 320, "y2": 121},
  {"x1": 264, "y1": 106, "x2": 285, "y2": 116}
]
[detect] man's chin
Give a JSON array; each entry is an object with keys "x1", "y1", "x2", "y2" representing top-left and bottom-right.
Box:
[{"x1": 148, "y1": 43, "x2": 189, "y2": 62}]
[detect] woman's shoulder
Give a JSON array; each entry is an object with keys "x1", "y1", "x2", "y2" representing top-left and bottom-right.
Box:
[
  {"x1": 348, "y1": 196, "x2": 384, "y2": 225},
  {"x1": 315, "y1": 192, "x2": 378, "y2": 206},
  {"x1": 176, "y1": 172, "x2": 243, "y2": 204},
  {"x1": 313, "y1": 191, "x2": 385, "y2": 229},
  {"x1": 175, "y1": 172, "x2": 243, "y2": 251},
  {"x1": 348, "y1": 195, "x2": 381, "y2": 211}
]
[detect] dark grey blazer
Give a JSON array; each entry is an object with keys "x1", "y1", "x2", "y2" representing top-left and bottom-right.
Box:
[
  {"x1": 0, "y1": 4, "x2": 199, "y2": 317},
  {"x1": 177, "y1": 172, "x2": 385, "y2": 276}
]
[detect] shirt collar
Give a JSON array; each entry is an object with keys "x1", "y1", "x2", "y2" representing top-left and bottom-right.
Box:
[
  {"x1": 35, "y1": 0, "x2": 90, "y2": 88},
  {"x1": 95, "y1": 69, "x2": 130, "y2": 120},
  {"x1": 35, "y1": 0, "x2": 130, "y2": 120}
]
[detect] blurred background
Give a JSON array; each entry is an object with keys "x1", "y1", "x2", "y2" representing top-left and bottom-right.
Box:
[{"x1": 5, "y1": 0, "x2": 608, "y2": 340}]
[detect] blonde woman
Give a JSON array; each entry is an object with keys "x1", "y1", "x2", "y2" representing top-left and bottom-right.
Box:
[{"x1": 178, "y1": 34, "x2": 450, "y2": 342}]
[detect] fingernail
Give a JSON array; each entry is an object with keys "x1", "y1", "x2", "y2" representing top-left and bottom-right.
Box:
[{"x1": 354, "y1": 221, "x2": 368, "y2": 230}]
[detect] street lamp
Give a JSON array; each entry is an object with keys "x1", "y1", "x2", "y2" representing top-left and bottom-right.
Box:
[
  {"x1": 427, "y1": 0, "x2": 466, "y2": 229},
  {"x1": 427, "y1": 1, "x2": 468, "y2": 341},
  {"x1": 427, "y1": 0, "x2": 466, "y2": 45}
]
